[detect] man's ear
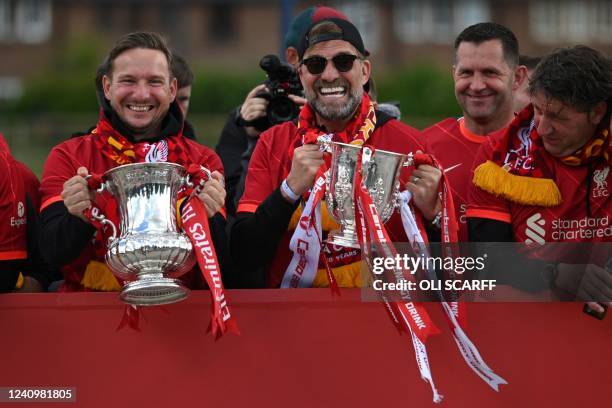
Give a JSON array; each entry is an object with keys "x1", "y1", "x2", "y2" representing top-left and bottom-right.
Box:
[
  {"x1": 102, "y1": 75, "x2": 112, "y2": 100},
  {"x1": 588, "y1": 100, "x2": 608, "y2": 125},
  {"x1": 361, "y1": 59, "x2": 371, "y2": 86},
  {"x1": 513, "y1": 65, "x2": 528, "y2": 91},
  {"x1": 285, "y1": 47, "x2": 299, "y2": 67}
]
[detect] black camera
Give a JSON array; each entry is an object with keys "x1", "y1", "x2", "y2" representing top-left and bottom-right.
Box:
[{"x1": 251, "y1": 54, "x2": 303, "y2": 132}]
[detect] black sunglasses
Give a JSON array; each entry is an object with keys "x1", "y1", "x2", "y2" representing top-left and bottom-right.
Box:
[{"x1": 301, "y1": 53, "x2": 361, "y2": 75}]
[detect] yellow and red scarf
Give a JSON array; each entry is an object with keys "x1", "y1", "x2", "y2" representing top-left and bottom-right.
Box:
[
  {"x1": 473, "y1": 105, "x2": 611, "y2": 206},
  {"x1": 288, "y1": 92, "x2": 376, "y2": 163},
  {"x1": 91, "y1": 117, "x2": 190, "y2": 165}
]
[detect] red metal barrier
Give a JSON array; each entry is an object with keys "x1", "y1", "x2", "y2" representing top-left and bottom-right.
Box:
[{"x1": 0, "y1": 289, "x2": 610, "y2": 407}]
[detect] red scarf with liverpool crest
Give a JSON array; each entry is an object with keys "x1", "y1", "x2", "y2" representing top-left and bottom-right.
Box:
[{"x1": 473, "y1": 104, "x2": 611, "y2": 206}]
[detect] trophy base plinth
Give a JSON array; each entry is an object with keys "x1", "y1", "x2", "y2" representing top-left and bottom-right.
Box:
[
  {"x1": 120, "y1": 277, "x2": 189, "y2": 306},
  {"x1": 326, "y1": 228, "x2": 360, "y2": 249}
]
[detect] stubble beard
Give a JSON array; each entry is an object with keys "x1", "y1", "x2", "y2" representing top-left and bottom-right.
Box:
[{"x1": 307, "y1": 80, "x2": 363, "y2": 122}]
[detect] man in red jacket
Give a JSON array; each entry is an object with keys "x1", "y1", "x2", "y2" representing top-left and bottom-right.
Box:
[
  {"x1": 39, "y1": 32, "x2": 230, "y2": 291},
  {"x1": 231, "y1": 18, "x2": 441, "y2": 288},
  {"x1": 421, "y1": 22, "x2": 527, "y2": 241},
  {"x1": 468, "y1": 46, "x2": 611, "y2": 314}
]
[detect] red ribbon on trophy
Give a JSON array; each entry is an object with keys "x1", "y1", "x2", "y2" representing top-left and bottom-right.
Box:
[
  {"x1": 353, "y1": 147, "x2": 444, "y2": 402},
  {"x1": 182, "y1": 165, "x2": 239, "y2": 339}
]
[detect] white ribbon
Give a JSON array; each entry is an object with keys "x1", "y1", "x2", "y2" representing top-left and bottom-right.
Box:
[
  {"x1": 281, "y1": 176, "x2": 325, "y2": 288},
  {"x1": 398, "y1": 191, "x2": 507, "y2": 391},
  {"x1": 394, "y1": 297, "x2": 443, "y2": 403},
  {"x1": 443, "y1": 302, "x2": 508, "y2": 390}
]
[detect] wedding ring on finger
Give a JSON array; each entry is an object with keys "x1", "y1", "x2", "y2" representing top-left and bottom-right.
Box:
[{"x1": 412, "y1": 176, "x2": 421, "y2": 184}]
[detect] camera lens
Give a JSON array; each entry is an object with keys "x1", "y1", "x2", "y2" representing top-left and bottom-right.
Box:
[{"x1": 268, "y1": 96, "x2": 298, "y2": 124}]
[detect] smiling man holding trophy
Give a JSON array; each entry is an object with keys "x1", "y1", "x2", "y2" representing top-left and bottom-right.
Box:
[
  {"x1": 230, "y1": 18, "x2": 507, "y2": 400},
  {"x1": 38, "y1": 32, "x2": 237, "y2": 334},
  {"x1": 230, "y1": 16, "x2": 440, "y2": 289}
]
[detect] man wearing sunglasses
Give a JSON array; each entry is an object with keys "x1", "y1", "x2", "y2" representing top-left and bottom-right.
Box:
[
  {"x1": 230, "y1": 18, "x2": 442, "y2": 288},
  {"x1": 216, "y1": 6, "x2": 347, "y2": 220}
]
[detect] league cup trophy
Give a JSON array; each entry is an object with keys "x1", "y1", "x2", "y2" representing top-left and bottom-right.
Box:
[
  {"x1": 89, "y1": 162, "x2": 198, "y2": 306},
  {"x1": 319, "y1": 139, "x2": 411, "y2": 248}
]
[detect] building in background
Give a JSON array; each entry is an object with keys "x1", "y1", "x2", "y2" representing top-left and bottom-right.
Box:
[
  {"x1": 1, "y1": 0, "x2": 612, "y2": 176},
  {"x1": 1, "y1": 0, "x2": 612, "y2": 102}
]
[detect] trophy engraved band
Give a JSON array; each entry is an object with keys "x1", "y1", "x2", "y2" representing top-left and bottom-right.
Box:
[
  {"x1": 319, "y1": 139, "x2": 412, "y2": 248},
  {"x1": 90, "y1": 162, "x2": 197, "y2": 306}
]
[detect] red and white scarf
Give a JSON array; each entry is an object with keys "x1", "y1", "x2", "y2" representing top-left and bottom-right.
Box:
[{"x1": 353, "y1": 148, "x2": 443, "y2": 401}]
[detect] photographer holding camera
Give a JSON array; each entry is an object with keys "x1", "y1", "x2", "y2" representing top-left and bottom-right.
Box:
[
  {"x1": 215, "y1": 6, "x2": 349, "y2": 217},
  {"x1": 240, "y1": 54, "x2": 304, "y2": 134}
]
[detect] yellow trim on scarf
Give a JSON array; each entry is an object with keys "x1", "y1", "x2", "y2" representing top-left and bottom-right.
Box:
[
  {"x1": 312, "y1": 261, "x2": 362, "y2": 288},
  {"x1": 81, "y1": 260, "x2": 121, "y2": 291},
  {"x1": 287, "y1": 201, "x2": 340, "y2": 232},
  {"x1": 473, "y1": 160, "x2": 562, "y2": 207},
  {"x1": 15, "y1": 272, "x2": 24, "y2": 289},
  {"x1": 107, "y1": 136, "x2": 135, "y2": 158},
  {"x1": 107, "y1": 136, "x2": 123, "y2": 150}
]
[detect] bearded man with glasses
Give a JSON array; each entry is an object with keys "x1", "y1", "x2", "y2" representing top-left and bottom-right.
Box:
[{"x1": 230, "y1": 18, "x2": 443, "y2": 288}]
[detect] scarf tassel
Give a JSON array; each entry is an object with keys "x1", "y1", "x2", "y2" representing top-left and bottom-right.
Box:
[{"x1": 473, "y1": 160, "x2": 562, "y2": 207}]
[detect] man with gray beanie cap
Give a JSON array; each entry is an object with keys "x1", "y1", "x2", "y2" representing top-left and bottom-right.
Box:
[{"x1": 230, "y1": 17, "x2": 442, "y2": 289}]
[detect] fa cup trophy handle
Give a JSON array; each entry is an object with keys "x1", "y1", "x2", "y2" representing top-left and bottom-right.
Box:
[
  {"x1": 84, "y1": 177, "x2": 118, "y2": 247},
  {"x1": 182, "y1": 165, "x2": 213, "y2": 193}
]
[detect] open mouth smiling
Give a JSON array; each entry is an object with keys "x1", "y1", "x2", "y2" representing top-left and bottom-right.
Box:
[
  {"x1": 127, "y1": 104, "x2": 154, "y2": 112},
  {"x1": 318, "y1": 86, "x2": 347, "y2": 97}
]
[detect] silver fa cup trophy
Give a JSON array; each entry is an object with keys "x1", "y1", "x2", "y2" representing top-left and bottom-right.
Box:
[
  {"x1": 319, "y1": 139, "x2": 411, "y2": 249},
  {"x1": 90, "y1": 162, "x2": 198, "y2": 306}
]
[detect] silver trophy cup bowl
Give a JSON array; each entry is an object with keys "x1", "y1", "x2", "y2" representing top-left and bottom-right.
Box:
[
  {"x1": 91, "y1": 162, "x2": 197, "y2": 306},
  {"x1": 320, "y1": 139, "x2": 411, "y2": 248}
]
